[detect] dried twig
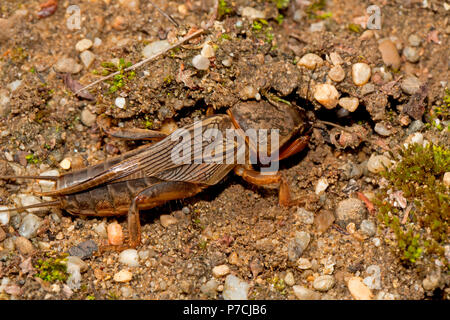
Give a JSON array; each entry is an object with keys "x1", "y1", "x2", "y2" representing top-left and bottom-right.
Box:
[{"x1": 148, "y1": 0, "x2": 179, "y2": 27}]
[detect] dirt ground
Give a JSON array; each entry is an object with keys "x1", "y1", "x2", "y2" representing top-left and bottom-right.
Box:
[{"x1": 0, "y1": 0, "x2": 449, "y2": 300}]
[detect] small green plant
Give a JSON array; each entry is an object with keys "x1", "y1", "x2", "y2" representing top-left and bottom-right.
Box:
[
  {"x1": 218, "y1": 0, "x2": 232, "y2": 18},
  {"x1": 305, "y1": 0, "x2": 331, "y2": 19},
  {"x1": 252, "y1": 19, "x2": 274, "y2": 44},
  {"x1": 375, "y1": 143, "x2": 449, "y2": 267},
  {"x1": 100, "y1": 58, "x2": 135, "y2": 94},
  {"x1": 270, "y1": 0, "x2": 290, "y2": 9},
  {"x1": 268, "y1": 276, "x2": 287, "y2": 295},
  {"x1": 34, "y1": 253, "x2": 69, "y2": 283},
  {"x1": 25, "y1": 154, "x2": 40, "y2": 164},
  {"x1": 348, "y1": 23, "x2": 362, "y2": 33},
  {"x1": 275, "y1": 14, "x2": 284, "y2": 25}
]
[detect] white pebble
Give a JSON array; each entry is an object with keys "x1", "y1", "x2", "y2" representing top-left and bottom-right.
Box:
[
  {"x1": 372, "y1": 237, "x2": 381, "y2": 247},
  {"x1": 212, "y1": 264, "x2": 230, "y2": 277},
  {"x1": 241, "y1": 7, "x2": 265, "y2": 20},
  {"x1": 297, "y1": 258, "x2": 312, "y2": 270},
  {"x1": 314, "y1": 84, "x2": 340, "y2": 109},
  {"x1": 115, "y1": 97, "x2": 126, "y2": 109},
  {"x1": 293, "y1": 285, "x2": 320, "y2": 300},
  {"x1": 54, "y1": 58, "x2": 82, "y2": 74},
  {"x1": 313, "y1": 275, "x2": 335, "y2": 291},
  {"x1": 39, "y1": 170, "x2": 58, "y2": 192},
  {"x1": 80, "y1": 50, "x2": 95, "y2": 69},
  {"x1": 18, "y1": 213, "x2": 42, "y2": 239},
  {"x1": 298, "y1": 53, "x2": 323, "y2": 70},
  {"x1": 192, "y1": 54, "x2": 210, "y2": 70},
  {"x1": 223, "y1": 275, "x2": 249, "y2": 300},
  {"x1": 0, "y1": 210, "x2": 10, "y2": 225},
  {"x1": 67, "y1": 264, "x2": 81, "y2": 290},
  {"x1": 67, "y1": 256, "x2": 88, "y2": 273},
  {"x1": 315, "y1": 178, "x2": 329, "y2": 195},
  {"x1": 93, "y1": 37, "x2": 102, "y2": 47},
  {"x1": 114, "y1": 270, "x2": 133, "y2": 282},
  {"x1": 142, "y1": 40, "x2": 171, "y2": 58},
  {"x1": 75, "y1": 39, "x2": 93, "y2": 52},
  {"x1": 59, "y1": 158, "x2": 71, "y2": 170},
  {"x1": 363, "y1": 265, "x2": 382, "y2": 290},
  {"x1": 17, "y1": 195, "x2": 43, "y2": 213},
  {"x1": 328, "y1": 65, "x2": 345, "y2": 82},
  {"x1": 338, "y1": 97, "x2": 359, "y2": 112},
  {"x1": 329, "y1": 52, "x2": 344, "y2": 65},
  {"x1": 93, "y1": 221, "x2": 107, "y2": 238},
  {"x1": 119, "y1": 249, "x2": 140, "y2": 267},
  {"x1": 352, "y1": 63, "x2": 371, "y2": 86},
  {"x1": 367, "y1": 154, "x2": 392, "y2": 174},
  {"x1": 201, "y1": 43, "x2": 215, "y2": 58},
  {"x1": 284, "y1": 271, "x2": 295, "y2": 286},
  {"x1": 348, "y1": 277, "x2": 373, "y2": 300},
  {"x1": 444, "y1": 172, "x2": 450, "y2": 187}
]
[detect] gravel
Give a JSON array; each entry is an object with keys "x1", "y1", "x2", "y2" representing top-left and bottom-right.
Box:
[
  {"x1": 297, "y1": 258, "x2": 312, "y2": 270},
  {"x1": 0, "y1": 210, "x2": 10, "y2": 225},
  {"x1": 367, "y1": 154, "x2": 392, "y2": 173},
  {"x1": 401, "y1": 76, "x2": 422, "y2": 95},
  {"x1": 378, "y1": 39, "x2": 401, "y2": 70},
  {"x1": 18, "y1": 213, "x2": 42, "y2": 239},
  {"x1": 352, "y1": 63, "x2": 371, "y2": 86},
  {"x1": 14, "y1": 236, "x2": 34, "y2": 255},
  {"x1": 403, "y1": 46, "x2": 420, "y2": 63},
  {"x1": 142, "y1": 40, "x2": 170, "y2": 58},
  {"x1": 296, "y1": 208, "x2": 314, "y2": 225},
  {"x1": 192, "y1": 55, "x2": 210, "y2": 70},
  {"x1": 201, "y1": 43, "x2": 215, "y2": 58},
  {"x1": 293, "y1": 285, "x2": 321, "y2": 300},
  {"x1": 7, "y1": 80, "x2": 22, "y2": 92},
  {"x1": 119, "y1": 249, "x2": 140, "y2": 267},
  {"x1": 338, "y1": 97, "x2": 359, "y2": 112},
  {"x1": 80, "y1": 50, "x2": 95, "y2": 68},
  {"x1": 363, "y1": 265, "x2": 382, "y2": 290},
  {"x1": 54, "y1": 57, "x2": 82, "y2": 74},
  {"x1": 80, "y1": 108, "x2": 97, "y2": 127},
  {"x1": 115, "y1": 97, "x2": 126, "y2": 109},
  {"x1": 374, "y1": 122, "x2": 393, "y2": 136},
  {"x1": 313, "y1": 275, "x2": 335, "y2": 291},
  {"x1": 288, "y1": 231, "x2": 311, "y2": 261},
  {"x1": 67, "y1": 256, "x2": 88, "y2": 273},
  {"x1": 223, "y1": 275, "x2": 250, "y2": 300},
  {"x1": 328, "y1": 65, "x2": 346, "y2": 82},
  {"x1": 67, "y1": 240, "x2": 98, "y2": 259},
  {"x1": 298, "y1": 53, "x2": 323, "y2": 70},
  {"x1": 335, "y1": 198, "x2": 367, "y2": 227},
  {"x1": 348, "y1": 277, "x2": 373, "y2": 300},
  {"x1": 408, "y1": 34, "x2": 422, "y2": 47},
  {"x1": 114, "y1": 270, "x2": 133, "y2": 283},
  {"x1": 359, "y1": 220, "x2": 376, "y2": 237},
  {"x1": 200, "y1": 279, "x2": 219, "y2": 298},
  {"x1": 160, "y1": 215, "x2": 178, "y2": 228},
  {"x1": 75, "y1": 39, "x2": 93, "y2": 52},
  {"x1": 212, "y1": 264, "x2": 230, "y2": 277},
  {"x1": 284, "y1": 271, "x2": 295, "y2": 286},
  {"x1": 314, "y1": 84, "x2": 340, "y2": 109}
]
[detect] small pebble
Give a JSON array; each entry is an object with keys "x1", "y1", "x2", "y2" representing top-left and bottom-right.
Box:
[
  {"x1": 75, "y1": 39, "x2": 93, "y2": 52},
  {"x1": 329, "y1": 52, "x2": 343, "y2": 65},
  {"x1": 201, "y1": 43, "x2": 215, "y2": 58},
  {"x1": 348, "y1": 277, "x2": 373, "y2": 300},
  {"x1": 66, "y1": 264, "x2": 81, "y2": 290},
  {"x1": 212, "y1": 264, "x2": 230, "y2": 277},
  {"x1": 241, "y1": 7, "x2": 265, "y2": 20},
  {"x1": 111, "y1": 16, "x2": 127, "y2": 30},
  {"x1": 93, "y1": 37, "x2": 102, "y2": 47},
  {"x1": 118, "y1": 0, "x2": 140, "y2": 11},
  {"x1": 407, "y1": 120, "x2": 424, "y2": 134},
  {"x1": 298, "y1": 53, "x2": 323, "y2": 70},
  {"x1": 401, "y1": 76, "x2": 421, "y2": 95},
  {"x1": 0, "y1": 210, "x2": 10, "y2": 225},
  {"x1": 107, "y1": 222, "x2": 123, "y2": 245},
  {"x1": 367, "y1": 154, "x2": 392, "y2": 173},
  {"x1": 338, "y1": 97, "x2": 359, "y2": 112},
  {"x1": 68, "y1": 240, "x2": 98, "y2": 259},
  {"x1": 14, "y1": 236, "x2": 34, "y2": 255},
  {"x1": 93, "y1": 221, "x2": 107, "y2": 238},
  {"x1": 310, "y1": 21, "x2": 325, "y2": 32},
  {"x1": 67, "y1": 256, "x2": 88, "y2": 273},
  {"x1": 114, "y1": 270, "x2": 133, "y2": 283},
  {"x1": 38, "y1": 170, "x2": 58, "y2": 192},
  {"x1": 240, "y1": 85, "x2": 258, "y2": 100},
  {"x1": 192, "y1": 55, "x2": 210, "y2": 70},
  {"x1": 352, "y1": 63, "x2": 371, "y2": 86},
  {"x1": 142, "y1": 40, "x2": 170, "y2": 58},
  {"x1": 59, "y1": 158, "x2": 71, "y2": 170},
  {"x1": 80, "y1": 108, "x2": 97, "y2": 127},
  {"x1": 335, "y1": 198, "x2": 367, "y2": 226},
  {"x1": 372, "y1": 237, "x2": 381, "y2": 247},
  {"x1": 378, "y1": 39, "x2": 401, "y2": 70},
  {"x1": 293, "y1": 285, "x2": 321, "y2": 300},
  {"x1": 315, "y1": 178, "x2": 329, "y2": 195},
  {"x1": 328, "y1": 65, "x2": 345, "y2": 82},
  {"x1": 223, "y1": 275, "x2": 249, "y2": 300},
  {"x1": 200, "y1": 279, "x2": 219, "y2": 298},
  {"x1": 160, "y1": 215, "x2": 178, "y2": 228},
  {"x1": 288, "y1": 231, "x2": 311, "y2": 261},
  {"x1": 443, "y1": 172, "x2": 450, "y2": 187},
  {"x1": 408, "y1": 34, "x2": 422, "y2": 47},
  {"x1": 54, "y1": 57, "x2": 82, "y2": 74},
  {"x1": 119, "y1": 249, "x2": 140, "y2": 267},
  {"x1": 115, "y1": 97, "x2": 126, "y2": 109},
  {"x1": 17, "y1": 195, "x2": 43, "y2": 213},
  {"x1": 284, "y1": 271, "x2": 295, "y2": 286},
  {"x1": 80, "y1": 50, "x2": 95, "y2": 69},
  {"x1": 296, "y1": 208, "x2": 314, "y2": 225},
  {"x1": 361, "y1": 83, "x2": 375, "y2": 95},
  {"x1": 313, "y1": 275, "x2": 335, "y2": 292},
  {"x1": 314, "y1": 84, "x2": 340, "y2": 109},
  {"x1": 293, "y1": 10, "x2": 305, "y2": 23},
  {"x1": 403, "y1": 46, "x2": 420, "y2": 63},
  {"x1": 297, "y1": 258, "x2": 312, "y2": 270},
  {"x1": 222, "y1": 58, "x2": 232, "y2": 67},
  {"x1": 18, "y1": 213, "x2": 42, "y2": 238},
  {"x1": 360, "y1": 219, "x2": 376, "y2": 237},
  {"x1": 374, "y1": 122, "x2": 393, "y2": 136},
  {"x1": 314, "y1": 210, "x2": 335, "y2": 234}
]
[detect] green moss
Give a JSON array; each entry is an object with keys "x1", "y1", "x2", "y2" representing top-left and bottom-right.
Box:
[
  {"x1": 275, "y1": 14, "x2": 284, "y2": 25},
  {"x1": 34, "y1": 253, "x2": 69, "y2": 283},
  {"x1": 427, "y1": 88, "x2": 450, "y2": 132},
  {"x1": 305, "y1": 0, "x2": 331, "y2": 19},
  {"x1": 268, "y1": 276, "x2": 287, "y2": 295},
  {"x1": 25, "y1": 154, "x2": 40, "y2": 164},
  {"x1": 270, "y1": 0, "x2": 290, "y2": 9},
  {"x1": 218, "y1": 0, "x2": 232, "y2": 18},
  {"x1": 348, "y1": 23, "x2": 362, "y2": 33},
  {"x1": 375, "y1": 143, "x2": 450, "y2": 267},
  {"x1": 100, "y1": 58, "x2": 134, "y2": 94}
]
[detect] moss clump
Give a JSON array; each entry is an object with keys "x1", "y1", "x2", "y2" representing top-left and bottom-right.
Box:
[
  {"x1": 270, "y1": 0, "x2": 290, "y2": 9},
  {"x1": 34, "y1": 253, "x2": 69, "y2": 283},
  {"x1": 375, "y1": 143, "x2": 449, "y2": 267},
  {"x1": 268, "y1": 276, "x2": 287, "y2": 295},
  {"x1": 100, "y1": 58, "x2": 135, "y2": 94},
  {"x1": 251, "y1": 19, "x2": 274, "y2": 44},
  {"x1": 218, "y1": 0, "x2": 232, "y2": 18},
  {"x1": 427, "y1": 88, "x2": 450, "y2": 131}
]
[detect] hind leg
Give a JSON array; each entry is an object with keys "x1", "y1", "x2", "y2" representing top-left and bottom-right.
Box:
[{"x1": 100, "y1": 181, "x2": 205, "y2": 252}]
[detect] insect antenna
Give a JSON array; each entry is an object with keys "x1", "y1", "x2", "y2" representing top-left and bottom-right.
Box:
[
  {"x1": 0, "y1": 200, "x2": 60, "y2": 213},
  {"x1": 0, "y1": 175, "x2": 58, "y2": 180}
]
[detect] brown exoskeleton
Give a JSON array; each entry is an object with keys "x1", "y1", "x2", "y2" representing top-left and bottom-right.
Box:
[{"x1": 0, "y1": 101, "x2": 310, "y2": 251}]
